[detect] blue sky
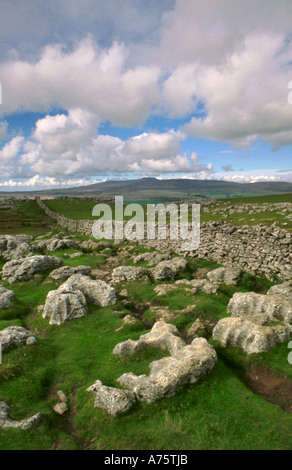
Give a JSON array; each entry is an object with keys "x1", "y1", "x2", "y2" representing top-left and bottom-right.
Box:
[{"x1": 0, "y1": 0, "x2": 292, "y2": 190}]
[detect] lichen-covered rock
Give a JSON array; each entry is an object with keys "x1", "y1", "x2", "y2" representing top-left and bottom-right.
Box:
[
  {"x1": 0, "y1": 287, "x2": 15, "y2": 309},
  {"x1": 0, "y1": 326, "x2": 36, "y2": 352},
  {"x1": 61, "y1": 274, "x2": 116, "y2": 307},
  {"x1": 37, "y1": 236, "x2": 80, "y2": 252},
  {"x1": 113, "y1": 321, "x2": 185, "y2": 357},
  {"x1": 227, "y1": 292, "x2": 292, "y2": 324},
  {"x1": 206, "y1": 267, "x2": 242, "y2": 285},
  {"x1": 212, "y1": 315, "x2": 292, "y2": 354},
  {"x1": 0, "y1": 235, "x2": 33, "y2": 254},
  {"x1": 111, "y1": 266, "x2": 149, "y2": 283},
  {"x1": 87, "y1": 380, "x2": 136, "y2": 417},
  {"x1": 0, "y1": 401, "x2": 41, "y2": 430},
  {"x1": 2, "y1": 255, "x2": 64, "y2": 284},
  {"x1": 42, "y1": 288, "x2": 88, "y2": 325},
  {"x1": 2, "y1": 242, "x2": 34, "y2": 261},
  {"x1": 152, "y1": 258, "x2": 187, "y2": 281},
  {"x1": 176, "y1": 279, "x2": 219, "y2": 294},
  {"x1": 267, "y1": 282, "x2": 292, "y2": 300},
  {"x1": 117, "y1": 335, "x2": 216, "y2": 403},
  {"x1": 49, "y1": 265, "x2": 92, "y2": 280}
]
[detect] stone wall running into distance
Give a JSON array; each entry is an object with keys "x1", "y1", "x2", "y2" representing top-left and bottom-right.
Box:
[{"x1": 37, "y1": 198, "x2": 292, "y2": 281}]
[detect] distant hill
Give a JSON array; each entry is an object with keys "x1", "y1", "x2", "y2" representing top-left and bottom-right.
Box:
[{"x1": 1, "y1": 178, "x2": 292, "y2": 203}]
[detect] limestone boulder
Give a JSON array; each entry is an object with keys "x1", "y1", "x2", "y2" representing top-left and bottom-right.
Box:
[
  {"x1": 2, "y1": 255, "x2": 64, "y2": 284},
  {"x1": 87, "y1": 380, "x2": 136, "y2": 417},
  {"x1": 267, "y1": 282, "x2": 292, "y2": 300},
  {"x1": 49, "y1": 265, "x2": 92, "y2": 280},
  {"x1": 227, "y1": 292, "x2": 292, "y2": 324},
  {"x1": 207, "y1": 267, "x2": 242, "y2": 286},
  {"x1": 2, "y1": 242, "x2": 34, "y2": 261},
  {"x1": 113, "y1": 321, "x2": 185, "y2": 357},
  {"x1": 0, "y1": 326, "x2": 36, "y2": 352},
  {"x1": 117, "y1": 336, "x2": 216, "y2": 403},
  {"x1": 0, "y1": 287, "x2": 15, "y2": 309},
  {"x1": 152, "y1": 258, "x2": 188, "y2": 281},
  {"x1": 111, "y1": 266, "x2": 149, "y2": 283},
  {"x1": 42, "y1": 287, "x2": 88, "y2": 325},
  {"x1": 213, "y1": 315, "x2": 292, "y2": 354},
  {"x1": 0, "y1": 401, "x2": 41, "y2": 430},
  {"x1": 61, "y1": 274, "x2": 116, "y2": 307},
  {"x1": 37, "y1": 236, "x2": 80, "y2": 252}
]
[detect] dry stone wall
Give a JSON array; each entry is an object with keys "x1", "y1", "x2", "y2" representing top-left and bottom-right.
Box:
[{"x1": 37, "y1": 198, "x2": 292, "y2": 281}]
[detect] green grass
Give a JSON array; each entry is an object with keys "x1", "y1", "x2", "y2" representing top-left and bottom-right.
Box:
[
  {"x1": 0, "y1": 199, "x2": 292, "y2": 450},
  {"x1": 0, "y1": 200, "x2": 55, "y2": 236}
]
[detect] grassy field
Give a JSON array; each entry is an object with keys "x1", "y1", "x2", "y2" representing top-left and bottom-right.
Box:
[
  {"x1": 0, "y1": 200, "x2": 55, "y2": 236},
  {"x1": 43, "y1": 193, "x2": 292, "y2": 232},
  {"x1": 0, "y1": 246, "x2": 292, "y2": 450},
  {"x1": 0, "y1": 196, "x2": 291, "y2": 450}
]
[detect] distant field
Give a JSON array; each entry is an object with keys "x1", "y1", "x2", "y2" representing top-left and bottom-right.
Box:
[
  {"x1": 217, "y1": 193, "x2": 292, "y2": 204},
  {"x1": 0, "y1": 194, "x2": 291, "y2": 237},
  {"x1": 0, "y1": 201, "x2": 54, "y2": 236},
  {"x1": 43, "y1": 194, "x2": 292, "y2": 231}
]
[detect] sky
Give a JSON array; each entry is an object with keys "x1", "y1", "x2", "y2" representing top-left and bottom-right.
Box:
[{"x1": 0, "y1": 0, "x2": 292, "y2": 191}]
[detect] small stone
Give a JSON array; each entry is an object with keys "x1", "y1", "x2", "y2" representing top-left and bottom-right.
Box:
[
  {"x1": 53, "y1": 402, "x2": 68, "y2": 415},
  {"x1": 56, "y1": 390, "x2": 68, "y2": 403}
]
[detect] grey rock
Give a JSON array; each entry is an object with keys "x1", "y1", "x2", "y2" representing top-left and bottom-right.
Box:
[
  {"x1": 2, "y1": 255, "x2": 64, "y2": 284},
  {"x1": 61, "y1": 274, "x2": 116, "y2": 307},
  {"x1": 0, "y1": 287, "x2": 15, "y2": 309},
  {"x1": 87, "y1": 380, "x2": 136, "y2": 417},
  {"x1": 213, "y1": 315, "x2": 292, "y2": 354},
  {"x1": 57, "y1": 390, "x2": 68, "y2": 403},
  {"x1": 0, "y1": 326, "x2": 36, "y2": 352},
  {"x1": 42, "y1": 287, "x2": 88, "y2": 325},
  {"x1": 0, "y1": 401, "x2": 41, "y2": 430},
  {"x1": 207, "y1": 267, "x2": 242, "y2": 285},
  {"x1": 2, "y1": 242, "x2": 34, "y2": 261},
  {"x1": 116, "y1": 331, "x2": 216, "y2": 403},
  {"x1": 113, "y1": 321, "x2": 185, "y2": 357},
  {"x1": 39, "y1": 236, "x2": 80, "y2": 252},
  {"x1": 152, "y1": 258, "x2": 187, "y2": 281},
  {"x1": 267, "y1": 282, "x2": 292, "y2": 300},
  {"x1": 227, "y1": 292, "x2": 292, "y2": 324},
  {"x1": 112, "y1": 266, "x2": 149, "y2": 283},
  {"x1": 53, "y1": 402, "x2": 68, "y2": 415},
  {"x1": 49, "y1": 265, "x2": 92, "y2": 280}
]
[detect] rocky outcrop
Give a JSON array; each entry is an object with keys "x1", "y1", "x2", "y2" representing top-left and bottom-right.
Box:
[
  {"x1": 0, "y1": 326, "x2": 36, "y2": 351},
  {"x1": 133, "y1": 252, "x2": 172, "y2": 266},
  {"x1": 111, "y1": 266, "x2": 149, "y2": 283},
  {"x1": 49, "y1": 265, "x2": 92, "y2": 280},
  {"x1": 267, "y1": 282, "x2": 292, "y2": 299},
  {"x1": 60, "y1": 274, "x2": 116, "y2": 307},
  {"x1": 37, "y1": 235, "x2": 80, "y2": 252},
  {"x1": 87, "y1": 380, "x2": 137, "y2": 417},
  {"x1": 206, "y1": 267, "x2": 242, "y2": 286},
  {"x1": 0, "y1": 401, "x2": 41, "y2": 430},
  {"x1": 42, "y1": 287, "x2": 88, "y2": 325},
  {"x1": 0, "y1": 235, "x2": 33, "y2": 254},
  {"x1": 0, "y1": 287, "x2": 15, "y2": 309},
  {"x1": 227, "y1": 292, "x2": 292, "y2": 324},
  {"x1": 152, "y1": 258, "x2": 188, "y2": 281},
  {"x1": 2, "y1": 255, "x2": 64, "y2": 284},
  {"x1": 213, "y1": 285, "x2": 292, "y2": 355},
  {"x1": 213, "y1": 315, "x2": 292, "y2": 354},
  {"x1": 114, "y1": 321, "x2": 217, "y2": 403}
]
